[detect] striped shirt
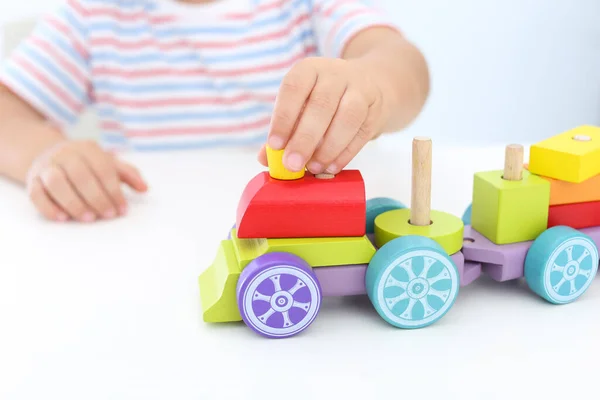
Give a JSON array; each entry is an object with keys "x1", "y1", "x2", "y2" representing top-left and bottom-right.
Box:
[{"x1": 0, "y1": 0, "x2": 396, "y2": 151}]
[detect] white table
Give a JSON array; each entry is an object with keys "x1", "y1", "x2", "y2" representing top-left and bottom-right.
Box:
[{"x1": 1, "y1": 137, "x2": 599, "y2": 400}]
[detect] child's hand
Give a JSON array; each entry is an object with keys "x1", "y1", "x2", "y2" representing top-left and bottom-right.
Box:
[
  {"x1": 25, "y1": 140, "x2": 148, "y2": 222},
  {"x1": 258, "y1": 57, "x2": 385, "y2": 174}
]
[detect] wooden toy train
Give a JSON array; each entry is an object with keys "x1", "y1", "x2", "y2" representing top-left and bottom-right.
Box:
[{"x1": 198, "y1": 125, "x2": 600, "y2": 338}]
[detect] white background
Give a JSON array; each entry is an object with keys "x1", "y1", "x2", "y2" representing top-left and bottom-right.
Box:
[
  {"x1": 2, "y1": 0, "x2": 600, "y2": 144},
  {"x1": 2, "y1": 141, "x2": 600, "y2": 400},
  {"x1": 2, "y1": 2, "x2": 600, "y2": 399}
]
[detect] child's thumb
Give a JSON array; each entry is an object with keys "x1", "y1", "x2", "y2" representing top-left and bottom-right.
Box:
[{"x1": 116, "y1": 159, "x2": 148, "y2": 192}]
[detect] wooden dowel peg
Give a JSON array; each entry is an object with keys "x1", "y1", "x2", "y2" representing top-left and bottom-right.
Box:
[
  {"x1": 503, "y1": 144, "x2": 524, "y2": 181},
  {"x1": 410, "y1": 137, "x2": 432, "y2": 226}
]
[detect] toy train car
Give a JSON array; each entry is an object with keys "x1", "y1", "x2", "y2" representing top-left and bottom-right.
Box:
[{"x1": 198, "y1": 126, "x2": 600, "y2": 338}]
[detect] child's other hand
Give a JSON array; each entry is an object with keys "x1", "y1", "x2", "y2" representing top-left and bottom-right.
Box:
[
  {"x1": 26, "y1": 140, "x2": 148, "y2": 222},
  {"x1": 258, "y1": 57, "x2": 384, "y2": 174}
]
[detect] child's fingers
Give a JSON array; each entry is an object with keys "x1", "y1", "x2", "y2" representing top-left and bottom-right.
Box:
[
  {"x1": 284, "y1": 73, "x2": 347, "y2": 173},
  {"x1": 27, "y1": 177, "x2": 68, "y2": 222},
  {"x1": 308, "y1": 90, "x2": 369, "y2": 174},
  {"x1": 328, "y1": 113, "x2": 378, "y2": 174},
  {"x1": 115, "y1": 159, "x2": 148, "y2": 193},
  {"x1": 268, "y1": 60, "x2": 318, "y2": 151},
  {"x1": 39, "y1": 165, "x2": 96, "y2": 222},
  {"x1": 80, "y1": 143, "x2": 128, "y2": 215},
  {"x1": 257, "y1": 144, "x2": 268, "y2": 166},
  {"x1": 57, "y1": 156, "x2": 117, "y2": 219}
]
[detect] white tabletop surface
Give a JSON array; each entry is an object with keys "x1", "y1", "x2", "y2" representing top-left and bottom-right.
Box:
[{"x1": 1, "y1": 136, "x2": 599, "y2": 400}]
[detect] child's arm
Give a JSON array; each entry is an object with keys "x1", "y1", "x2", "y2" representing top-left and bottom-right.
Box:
[
  {"x1": 0, "y1": 83, "x2": 147, "y2": 222},
  {"x1": 261, "y1": 2, "x2": 429, "y2": 175},
  {"x1": 0, "y1": 84, "x2": 67, "y2": 183},
  {"x1": 0, "y1": 0, "x2": 147, "y2": 222}
]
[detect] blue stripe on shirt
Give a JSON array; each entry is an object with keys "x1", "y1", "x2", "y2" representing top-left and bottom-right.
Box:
[
  {"x1": 86, "y1": 0, "x2": 305, "y2": 36},
  {"x1": 105, "y1": 133, "x2": 268, "y2": 151},
  {"x1": 20, "y1": 44, "x2": 88, "y2": 104},
  {"x1": 96, "y1": 103, "x2": 273, "y2": 122},
  {"x1": 93, "y1": 77, "x2": 283, "y2": 94},
  {"x1": 91, "y1": 29, "x2": 313, "y2": 64},
  {"x1": 37, "y1": 24, "x2": 89, "y2": 69},
  {"x1": 59, "y1": 6, "x2": 88, "y2": 42},
  {"x1": 4, "y1": 64, "x2": 76, "y2": 124}
]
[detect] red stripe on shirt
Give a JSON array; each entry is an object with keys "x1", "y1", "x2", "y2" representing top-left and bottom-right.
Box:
[
  {"x1": 67, "y1": 0, "x2": 176, "y2": 23},
  {"x1": 30, "y1": 37, "x2": 88, "y2": 87},
  {"x1": 122, "y1": 116, "x2": 272, "y2": 137},
  {"x1": 325, "y1": 9, "x2": 375, "y2": 51},
  {"x1": 97, "y1": 93, "x2": 277, "y2": 108},
  {"x1": 45, "y1": 17, "x2": 89, "y2": 59},
  {"x1": 89, "y1": 13, "x2": 310, "y2": 50},
  {"x1": 13, "y1": 55, "x2": 83, "y2": 114},
  {"x1": 92, "y1": 45, "x2": 316, "y2": 78}
]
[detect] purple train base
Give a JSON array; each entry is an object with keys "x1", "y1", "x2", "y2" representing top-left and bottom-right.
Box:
[
  {"x1": 311, "y1": 225, "x2": 600, "y2": 297},
  {"x1": 207, "y1": 221, "x2": 599, "y2": 338}
]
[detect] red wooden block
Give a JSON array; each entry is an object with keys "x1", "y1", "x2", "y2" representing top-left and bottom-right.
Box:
[
  {"x1": 236, "y1": 170, "x2": 366, "y2": 238},
  {"x1": 547, "y1": 200, "x2": 600, "y2": 229}
]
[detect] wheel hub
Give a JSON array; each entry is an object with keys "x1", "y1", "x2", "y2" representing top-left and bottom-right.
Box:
[
  {"x1": 563, "y1": 261, "x2": 580, "y2": 280},
  {"x1": 270, "y1": 291, "x2": 294, "y2": 312},
  {"x1": 407, "y1": 278, "x2": 430, "y2": 299}
]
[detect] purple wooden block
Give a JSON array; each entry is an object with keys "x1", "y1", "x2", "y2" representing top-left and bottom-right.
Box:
[
  {"x1": 462, "y1": 261, "x2": 482, "y2": 286},
  {"x1": 462, "y1": 225, "x2": 531, "y2": 281},
  {"x1": 314, "y1": 252, "x2": 466, "y2": 297},
  {"x1": 314, "y1": 264, "x2": 368, "y2": 297},
  {"x1": 579, "y1": 226, "x2": 600, "y2": 246}
]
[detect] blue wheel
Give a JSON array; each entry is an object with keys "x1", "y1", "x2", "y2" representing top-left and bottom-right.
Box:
[
  {"x1": 462, "y1": 203, "x2": 471, "y2": 225},
  {"x1": 525, "y1": 226, "x2": 599, "y2": 304},
  {"x1": 366, "y1": 197, "x2": 405, "y2": 234},
  {"x1": 366, "y1": 235, "x2": 460, "y2": 328}
]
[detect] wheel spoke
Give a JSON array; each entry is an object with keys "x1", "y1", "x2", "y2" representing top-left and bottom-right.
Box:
[
  {"x1": 552, "y1": 263, "x2": 564, "y2": 273},
  {"x1": 401, "y1": 298, "x2": 418, "y2": 320},
  {"x1": 399, "y1": 259, "x2": 416, "y2": 281},
  {"x1": 253, "y1": 291, "x2": 271, "y2": 303},
  {"x1": 419, "y1": 297, "x2": 437, "y2": 317},
  {"x1": 427, "y1": 269, "x2": 450, "y2": 286},
  {"x1": 428, "y1": 288, "x2": 450, "y2": 302},
  {"x1": 270, "y1": 275, "x2": 282, "y2": 292},
  {"x1": 386, "y1": 292, "x2": 409, "y2": 309},
  {"x1": 578, "y1": 269, "x2": 592, "y2": 278},
  {"x1": 418, "y1": 257, "x2": 437, "y2": 279},
  {"x1": 577, "y1": 249, "x2": 590, "y2": 264},
  {"x1": 288, "y1": 278, "x2": 306, "y2": 295},
  {"x1": 282, "y1": 311, "x2": 292, "y2": 328},
  {"x1": 565, "y1": 246, "x2": 574, "y2": 262},
  {"x1": 292, "y1": 301, "x2": 310, "y2": 312},
  {"x1": 553, "y1": 277, "x2": 566, "y2": 292},
  {"x1": 258, "y1": 308, "x2": 276, "y2": 324},
  {"x1": 385, "y1": 275, "x2": 408, "y2": 290},
  {"x1": 569, "y1": 279, "x2": 577, "y2": 294}
]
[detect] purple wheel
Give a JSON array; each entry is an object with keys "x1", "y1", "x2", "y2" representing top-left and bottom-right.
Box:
[
  {"x1": 227, "y1": 223, "x2": 236, "y2": 239},
  {"x1": 236, "y1": 252, "x2": 322, "y2": 338}
]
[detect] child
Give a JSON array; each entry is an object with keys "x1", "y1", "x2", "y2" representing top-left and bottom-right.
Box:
[{"x1": 0, "y1": 0, "x2": 429, "y2": 223}]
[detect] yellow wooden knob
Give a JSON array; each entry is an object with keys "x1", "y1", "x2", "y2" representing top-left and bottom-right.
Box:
[{"x1": 265, "y1": 145, "x2": 305, "y2": 180}]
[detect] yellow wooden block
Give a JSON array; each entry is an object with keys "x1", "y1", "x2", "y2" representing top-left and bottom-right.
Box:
[
  {"x1": 529, "y1": 125, "x2": 600, "y2": 183},
  {"x1": 230, "y1": 228, "x2": 376, "y2": 268},
  {"x1": 265, "y1": 145, "x2": 305, "y2": 180}
]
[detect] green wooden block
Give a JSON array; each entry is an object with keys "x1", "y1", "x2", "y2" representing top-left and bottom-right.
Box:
[
  {"x1": 198, "y1": 240, "x2": 243, "y2": 323},
  {"x1": 230, "y1": 228, "x2": 376, "y2": 269},
  {"x1": 471, "y1": 169, "x2": 550, "y2": 244}
]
